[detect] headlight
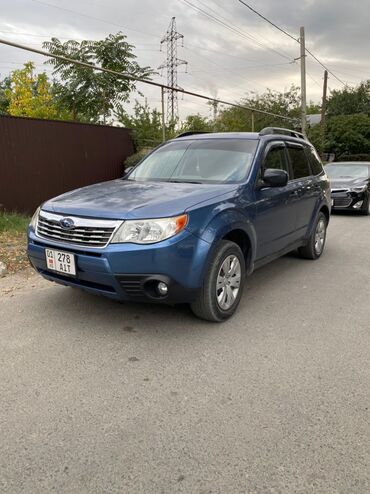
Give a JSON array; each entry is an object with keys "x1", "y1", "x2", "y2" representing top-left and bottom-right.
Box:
[
  {"x1": 111, "y1": 214, "x2": 188, "y2": 244},
  {"x1": 352, "y1": 185, "x2": 367, "y2": 192},
  {"x1": 29, "y1": 206, "x2": 40, "y2": 230}
]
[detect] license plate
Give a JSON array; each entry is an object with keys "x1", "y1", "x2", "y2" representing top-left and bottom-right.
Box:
[{"x1": 45, "y1": 248, "x2": 76, "y2": 276}]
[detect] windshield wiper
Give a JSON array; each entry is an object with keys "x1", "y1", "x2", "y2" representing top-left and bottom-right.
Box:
[{"x1": 167, "y1": 179, "x2": 203, "y2": 184}]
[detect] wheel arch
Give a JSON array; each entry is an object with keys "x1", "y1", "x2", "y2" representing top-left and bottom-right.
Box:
[
  {"x1": 199, "y1": 209, "x2": 257, "y2": 276},
  {"x1": 222, "y1": 229, "x2": 253, "y2": 274}
]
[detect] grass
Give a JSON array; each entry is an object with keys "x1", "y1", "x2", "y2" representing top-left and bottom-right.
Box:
[
  {"x1": 0, "y1": 211, "x2": 30, "y2": 233},
  {"x1": 0, "y1": 212, "x2": 31, "y2": 274}
]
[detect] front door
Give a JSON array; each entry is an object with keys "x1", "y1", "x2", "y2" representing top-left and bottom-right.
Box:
[{"x1": 253, "y1": 142, "x2": 302, "y2": 260}]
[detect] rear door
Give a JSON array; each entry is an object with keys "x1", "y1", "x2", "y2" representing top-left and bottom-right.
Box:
[
  {"x1": 286, "y1": 143, "x2": 317, "y2": 237},
  {"x1": 253, "y1": 141, "x2": 302, "y2": 260}
]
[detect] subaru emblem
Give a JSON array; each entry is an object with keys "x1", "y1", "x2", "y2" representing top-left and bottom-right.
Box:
[{"x1": 60, "y1": 217, "x2": 75, "y2": 230}]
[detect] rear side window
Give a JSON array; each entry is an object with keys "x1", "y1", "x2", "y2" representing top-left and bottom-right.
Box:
[
  {"x1": 305, "y1": 146, "x2": 324, "y2": 175},
  {"x1": 287, "y1": 146, "x2": 311, "y2": 179}
]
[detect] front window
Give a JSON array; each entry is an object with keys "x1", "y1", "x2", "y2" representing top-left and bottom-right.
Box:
[
  {"x1": 325, "y1": 164, "x2": 369, "y2": 180},
  {"x1": 127, "y1": 138, "x2": 258, "y2": 184}
]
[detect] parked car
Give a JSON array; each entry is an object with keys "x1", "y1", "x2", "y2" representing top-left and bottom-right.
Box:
[
  {"x1": 28, "y1": 127, "x2": 331, "y2": 322},
  {"x1": 326, "y1": 161, "x2": 370, "y2": 215}
]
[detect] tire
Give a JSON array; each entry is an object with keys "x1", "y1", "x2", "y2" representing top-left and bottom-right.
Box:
[
  {"x1": 298, "y1": 211, "x2": 328, "y2": 260},
  {"x1": 190, "y1": 240, "x2": 246, "y2": 322},
  {"x1": 360, "y1": 195, "x2": 369, "y2": 215}
]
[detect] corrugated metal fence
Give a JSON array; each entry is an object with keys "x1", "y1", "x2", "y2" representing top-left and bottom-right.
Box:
[{"x1": 0, "y1": 115, "x2": 134, "y2": 214}]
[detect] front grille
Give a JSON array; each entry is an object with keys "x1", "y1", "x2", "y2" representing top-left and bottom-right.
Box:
[
  {"x1": 333, "y1": 197, "x2": 352, "y2": 207},
  {"x1": 36, "y1": 211, "x2": 121, "y2": 248}
]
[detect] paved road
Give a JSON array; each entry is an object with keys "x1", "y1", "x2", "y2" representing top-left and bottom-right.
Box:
[{"x1": 1, "y1": 214, "x2": 369, "y2": 494}]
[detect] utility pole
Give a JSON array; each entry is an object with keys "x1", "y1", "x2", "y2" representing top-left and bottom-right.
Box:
[
  {"x1": 320, "y1": 70, "x2": 328, "y2": 158},
  {"x1": 158, "y1": 17, "x2": 188, "y2": 123},
  {"x1": 300, "y1": 26, "x2": 307, "y2": 135},
  {"x1": 161, "y1": 86, "x2": 166, "y2": 142}
]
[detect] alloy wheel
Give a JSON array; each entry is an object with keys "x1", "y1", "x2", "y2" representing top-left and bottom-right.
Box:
[
  {"x1": 216, "y1": 255, "x2": 241, "y2": 310},
  {"x1": 314, "y1": 218, "x2": 326, "y2": 255}
]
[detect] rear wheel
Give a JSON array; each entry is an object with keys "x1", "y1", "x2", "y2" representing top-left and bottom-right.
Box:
[
  {"x1": 298, "y1": 212, "x2": 327, "y2": 260},
  {"x1": 190, "y1": 240, "x2": 246, "y2": 322}
]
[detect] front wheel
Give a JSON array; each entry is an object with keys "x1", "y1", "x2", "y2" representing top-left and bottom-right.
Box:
[
  {"x1": 298, "y1": 211, "x2": 328, "y2": 260},
  {"x1": 191, "y1": 240, "x2": 246, "y2": 322}
]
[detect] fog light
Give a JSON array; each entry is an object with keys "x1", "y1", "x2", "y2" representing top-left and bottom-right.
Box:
[
  {"x1": 157, "y1": 281, "x2": 168, "y2": 296},
  {"x1": 353, "y1": 201, "x2": 363, "y2": 209}
]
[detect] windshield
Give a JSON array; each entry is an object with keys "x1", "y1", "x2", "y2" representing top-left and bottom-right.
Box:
[
  {"x1": 326, "y1": 163, "x2": 369, "y2": 180},
  {"x1": 128, "y1": 138, "x2": 258, "y2": 184}
]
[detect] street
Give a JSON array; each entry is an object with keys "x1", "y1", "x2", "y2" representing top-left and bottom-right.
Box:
[{"x1": 1, "y1": 214, "x2": 369, "y2": 493}]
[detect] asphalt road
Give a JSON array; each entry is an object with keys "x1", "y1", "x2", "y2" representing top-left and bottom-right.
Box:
[{"x1": 1, "y1": 214, "x2": 369, "y2": 494}]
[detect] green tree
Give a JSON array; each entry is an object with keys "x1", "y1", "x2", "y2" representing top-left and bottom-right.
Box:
[
  {"x1": 0, "y1": 76, "x2": 11, "y2": 114},
  {"x1": 179, "y1": 113, "x2": 213, "y2": 133},
  {"x1": 327, "y1": 81, "x2": 370, "y2": 117},
  {"x1": 216, "y1": 85, "x2": 301, "y2": 132},
  {"x1": 325, "y1": 114, "x2": 370, "y2": 157},
  {"x1": 5, "y1": 62, "x2": 60, "y2": 119},
  {"x1": 116, "y1": 100, "x2": 177, "y2": 149},
  {"x1": 43, "y1": 33, "x2": 153, "y2": 123}
]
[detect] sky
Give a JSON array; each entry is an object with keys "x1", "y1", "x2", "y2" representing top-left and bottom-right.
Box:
[{"x1": 0, "y1": 0, "x2": 369, "y2": 120}]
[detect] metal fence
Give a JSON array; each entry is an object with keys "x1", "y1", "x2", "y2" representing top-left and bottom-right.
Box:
[{"x1": 0, "y1": 115, "x2": 134, "y2": 214}]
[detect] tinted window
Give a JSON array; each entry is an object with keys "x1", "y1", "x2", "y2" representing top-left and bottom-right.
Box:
[
  {"x1": 288, "y1": 146, "x2": 311, "y2": 179},
  {"x1": 264, "y1": 147, "x2": 288, "y2": 174},
  {"x1": 129, "y1": 139, "x2": 258, "y2": 184},
  {"x1": 306, "y1": 146, "x2": 323, "y2": 175}
]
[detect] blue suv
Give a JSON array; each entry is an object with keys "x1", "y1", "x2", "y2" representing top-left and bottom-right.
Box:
[{"x1": 28, "y1": 127, "x2": 331, "y2": 321}]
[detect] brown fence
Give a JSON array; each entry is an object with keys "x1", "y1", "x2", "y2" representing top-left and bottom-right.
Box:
[{"x1": 0, "y1": 115, "x2": 134, "y2": 214}]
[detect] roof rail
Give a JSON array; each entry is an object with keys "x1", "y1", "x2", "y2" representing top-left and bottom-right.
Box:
[
  {"x1": 175, "y1": 131, "x2": 211, "y2": 138},
  {"x1": 259, "y1": 127, "x2": 306, "y2": 140}
]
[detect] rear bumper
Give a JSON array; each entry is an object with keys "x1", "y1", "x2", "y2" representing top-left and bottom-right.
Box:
[{"x1": 27, "y1": 228, "x2": 210, "y2": 304}]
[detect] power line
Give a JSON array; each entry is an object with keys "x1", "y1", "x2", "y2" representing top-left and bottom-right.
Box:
[
  {"x1": 238, "y1": 0, "x2": 298, "y2": 43},
  {"x1": 178, "y1": 0, "x2": 293, "y2": 61},
  {"x1": 238, "y1": 0, "x2": 347, "y2": 86},
  {"x1": 195, "y1": 0, "x2": 294, "y2": 58},
  {"x1": 0, "y1": 30, "x2": 158, "y2": 48},
  {"x1": 0, "y1": 36, "x2": 298, "y2": 123},
  {"x1": 30, "y1": 0, "x2": 159, "y2": 39}
]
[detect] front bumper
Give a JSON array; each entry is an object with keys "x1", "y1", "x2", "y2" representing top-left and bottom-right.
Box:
[
  {"x1": 331, "y1": 190, "x2": 367, "y2": 210},
  {"x1": 27, "y1": 228, "x2": 210, "y2": 304}
]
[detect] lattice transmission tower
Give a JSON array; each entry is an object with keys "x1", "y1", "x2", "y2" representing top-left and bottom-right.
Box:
[{"x1": 158, "y1": 17, "x2": 188, "y2": 122}]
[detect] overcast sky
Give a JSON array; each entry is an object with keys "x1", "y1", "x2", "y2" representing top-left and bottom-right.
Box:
[{"x1": 1, "y1": 0, "x2": 369, "y2": 120}]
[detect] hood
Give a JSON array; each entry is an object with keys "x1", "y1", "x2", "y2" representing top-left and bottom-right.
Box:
[
  {"x1": 330, "y1": 177, "x2": 368, "y2": 190},
  {"x1": 42, "y1": 179, "x2": 238, "y2": 219}
]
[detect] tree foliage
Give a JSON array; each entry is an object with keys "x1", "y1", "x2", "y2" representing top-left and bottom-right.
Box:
[
  {"x1": 327, "y1": 81, "x2": 370, "y2": 117},
  {"x1": 0, "y1": 76, "x2": 11, "y2": 115},
  {"x1": 179, "y1": 113, "x2": 214, "y2": 133},
  {"x1": 215, "y1": 85, "x2": 301, "y2": 132},
  {"x1": 116, "y1": 100, "x2": 178, "y2": 149},
  {"x1": 325, "y1": 114, "x2": 370, "y2": 156},
  {"x1": 43, "y1": 33, "x2": 153, "y2": 123},
  {"x1": 5, "y1": 62, "x2": 60, "y2": 119}
]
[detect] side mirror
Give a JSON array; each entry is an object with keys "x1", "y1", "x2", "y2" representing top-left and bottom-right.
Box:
[{"x1": 262, "y1": 168, "x2": 288, "y2": 187}]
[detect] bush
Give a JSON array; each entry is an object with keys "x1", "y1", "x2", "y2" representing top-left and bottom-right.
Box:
[
  {"x1": 336, "y1": 153, "x2": 370, "y2": 161},
  {"x1": 124, "y1": 148, "x2": 152, "y2": 169}
]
